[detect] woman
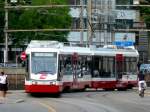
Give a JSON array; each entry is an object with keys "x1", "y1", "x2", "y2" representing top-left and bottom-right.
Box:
[{"x1": 0, "y1": 71, "x2": 8, "y2": 100}]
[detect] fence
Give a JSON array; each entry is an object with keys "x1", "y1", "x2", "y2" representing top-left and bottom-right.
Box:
[{"x1": 0, "y1": 68, "x2": 26, "y2": 90}]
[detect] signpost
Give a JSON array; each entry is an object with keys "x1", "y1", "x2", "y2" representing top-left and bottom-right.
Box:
[
  {"x1": 113, "y1": 41, "x2": 134, "y2": 47},
  {"x1": 20, "y1": 52, "x2": 27, "y2": 61}
]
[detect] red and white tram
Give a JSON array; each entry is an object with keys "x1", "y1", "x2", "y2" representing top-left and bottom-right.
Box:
[
  {"x1": 23, "y1": 40, "x2": 139, "y2": 94},
  {"x1": 24, "y1": 41, "x2": 63, "y2": 93}
]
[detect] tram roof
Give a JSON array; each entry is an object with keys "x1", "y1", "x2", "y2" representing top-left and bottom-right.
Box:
[
  {"x1": 93, "y1": 47, "x2": 139, "y2": 57},
  {"x1": 27, "y1": 40, "x2": 63, "y2": 48},
  {"x1": 25, "y1": 40, "x2": 139, "y2": 57},
  {"x1": 25, "y1": 40, "x2": 62, "y2": 53},
  {"x1": 60, "y1": 46, "x2": 92, "y2": 55}
]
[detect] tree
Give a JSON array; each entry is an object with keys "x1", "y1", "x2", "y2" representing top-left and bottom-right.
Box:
[
  {"x1": 0, "y1": 0, "x2": 4, "y2": 43},
  {"x1": 3, "y1": 0, "x2": 72, "y2": 45}
]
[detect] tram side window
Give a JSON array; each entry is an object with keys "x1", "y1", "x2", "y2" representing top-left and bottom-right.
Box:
[
  {"x1": 130, "y1": 58, "x2": 137, "y2": 73},
  {"x1": 64, "y1": 55, "x2": 72, "y2": 75},
  {"x1": 125, "y1": 57, "x2": 137, "y2": 74},
  {"x1": 101, "y1": 57, "x2": 115, "y2": 78},
  {"x1": 77, "y1": 56, "x2": 91, "y2": 77},
  {"x1": 93, "y1": 56, "x2": 115, "y2": 78},
  {"x1": 93, "y1": 57, "x2": 100, "y2": 77}
]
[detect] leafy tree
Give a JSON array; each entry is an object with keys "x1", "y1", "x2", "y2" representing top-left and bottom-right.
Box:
[
  {"x1": 2, "y1": 0, "x2": 72, "y2": 45},
  {"x1": 0, "y1": 0, "x2": 4, "y2": 43}
]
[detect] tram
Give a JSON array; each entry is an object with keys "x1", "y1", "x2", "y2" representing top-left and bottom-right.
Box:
[
  {"x1": 24, "y1": 41, "x2": 63, "y2": 93},
  {"x1": 23, "y1": 40, "x2": 139, "y2": 93}
]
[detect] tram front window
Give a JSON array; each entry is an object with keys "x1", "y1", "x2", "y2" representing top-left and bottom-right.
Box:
[{"x1": 31, "y1": 52, "x2": 57, "y2": 74}]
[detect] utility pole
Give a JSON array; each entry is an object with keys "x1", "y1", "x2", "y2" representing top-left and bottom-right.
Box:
[
  {"x1": 4, "y1": 0, "x2": 8, "y2": 66},
  {"x1": 87, "y1": 0, "x2": 92, "y2": 45},
  {"x1": 80, "y1": 0, "x2": 84, "y2": 45},
  {"x1": 148, "y1": 37, "x2": 150, "y2": 63},
  {"x1": 104, "y1": 1, "x2": 108, "y2": 45}
]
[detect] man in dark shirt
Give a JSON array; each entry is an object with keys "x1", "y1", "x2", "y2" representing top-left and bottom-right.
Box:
[
  {"x1": 138, "y1": 71, "x2": 145, "y2": 81},
  {"x1": 137, "y1": 61, "x2": 142, "y2": 71},
  {"x1": 138, "y1": 70, "x2": 147, "y2": 93}
]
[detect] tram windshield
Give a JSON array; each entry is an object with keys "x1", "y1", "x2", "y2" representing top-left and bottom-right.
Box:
[{"x1": 31, "y1": 52, "x2": 57, "y2": 74}]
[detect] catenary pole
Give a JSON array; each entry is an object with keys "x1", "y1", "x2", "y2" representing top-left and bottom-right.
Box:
[{"x1": 4, "y1": 0, "x2": 8, "y2": 66}]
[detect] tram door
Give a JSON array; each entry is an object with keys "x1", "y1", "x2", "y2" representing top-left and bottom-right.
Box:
[{"x1": 116, "y1": 54, "x2": 124, "y2": 79}]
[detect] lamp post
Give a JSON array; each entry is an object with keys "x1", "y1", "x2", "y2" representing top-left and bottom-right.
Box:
[{"x1": 4, "y1": 0, "x2": 8, "y2": 66}]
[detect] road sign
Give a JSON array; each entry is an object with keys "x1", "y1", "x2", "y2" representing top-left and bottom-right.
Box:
[
  {"x1": 113, "y1": 41, "x2": 134, "y2": 47},
  {"x1": 20, "y1": 52, "x2": 27, "y2": 61}
]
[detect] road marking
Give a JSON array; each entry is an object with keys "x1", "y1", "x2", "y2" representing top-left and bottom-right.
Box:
[{"x1": 37, "y1": 101, "x2": 56, "y2": 112}]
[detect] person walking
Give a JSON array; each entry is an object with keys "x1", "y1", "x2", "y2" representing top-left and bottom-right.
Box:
[
  {"x1": 138, "y1": 70, "x2": 147, "y2": 96},
  {"x1": 0, "y1": 71, "x2": 8, "y2": 103},
  {"x1": 137, "y1": 60, "x2": 142, "y2": 71}
]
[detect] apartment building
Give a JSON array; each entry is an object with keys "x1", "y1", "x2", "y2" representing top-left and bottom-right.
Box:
[
  {"x1": 116, "y1": 0, "x2": 148, "y2": 62},
  {"x1": 68, "y1": 0, "x2": 138, "y2": 44},
  {"x1": 68, "y1": 0, "x2": 148, "y2": 62},
  {"x1": 68, "y1": 0, "x2": 116, "y2": 45}
]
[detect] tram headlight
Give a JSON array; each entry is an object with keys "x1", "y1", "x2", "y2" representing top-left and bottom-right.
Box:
[
  {"x1": 32, "y1": 81, "x2": 37, "y2": 85},
  {"x1": 53, "y1": 81, "x2": 56, "y2": 85},
  {"x1": 49, "y1": 81, "x2": 56, "y2": 85}
]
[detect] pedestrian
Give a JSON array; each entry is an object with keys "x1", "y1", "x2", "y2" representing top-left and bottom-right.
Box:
[
  {"x1": 137, "y1": 60, "x2": 142, "y2": 71},
  {"x1": 138, "y1": 70, "x2": 147, "y2": 95},
  {"x1": 0, "y1": 71, "x2": 8, "y2": 103}
]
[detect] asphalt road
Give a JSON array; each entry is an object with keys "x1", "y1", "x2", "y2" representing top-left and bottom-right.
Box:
[{"x1": 0, "y1": 89, "x2": 150, "y2": 112}]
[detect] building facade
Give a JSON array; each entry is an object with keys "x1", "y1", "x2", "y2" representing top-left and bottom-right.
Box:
[{"x1": 68, "y1": 0, "x2": 149, "y2": 62}]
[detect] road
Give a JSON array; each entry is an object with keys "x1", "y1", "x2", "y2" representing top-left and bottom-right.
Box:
[{"x1": 0, "y1": 89, "x2": 150, "y2": 112}]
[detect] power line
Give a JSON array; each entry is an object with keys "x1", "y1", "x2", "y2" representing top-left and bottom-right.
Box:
[
  {"x1": 4, "y1": 29, "x2": 88, "y2": 32},
  {"x1": 116, "y1": 5, "x2": 150, "y2": 7},
  {"x1": 5, "y1": 5, "x2": 87, "y2": 9},
  {"x1": 4, "y1": 4, "x2": 150, "y2": 10},
  {"x1": 114, "y1": 29, "x2": 150, "y2": 32},
  {"x1": 4, "y1": 28, "x2": 150, "y2": 33}
]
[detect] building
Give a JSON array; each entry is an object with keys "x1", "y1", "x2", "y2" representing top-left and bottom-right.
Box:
[
  {"x1": 68, "y1": 0, "x2": 138, "y2": 45},
  {"x1": 68, "y1": 0, "x2": 116, "y2": 45},
  {"x1": 68, "y1": 0, "x2": 149, "y2": 62}
]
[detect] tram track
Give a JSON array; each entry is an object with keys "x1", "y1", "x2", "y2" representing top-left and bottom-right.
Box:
[
  {"x1": 48, "y1": 95, "x2": 118, "y2": 112},
  {"x1": 32, "y1": 90, "x2": 150, "y2": 112},
  {"x1": 83, "y1": 90, "x2": 150, "y2": 112}
]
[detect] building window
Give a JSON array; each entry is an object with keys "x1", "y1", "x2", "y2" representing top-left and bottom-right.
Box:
[
  {"x1": 116, "y1": 0, "x2": 132, "y2": 5},
  {"x1": 72, "y1": 18, "x2": 80, "y2": 29},
  {"x1": 116, "y1": 19, "x2": 133, "y2": 29},
  {"x1": 83, "y1": 0, "x2": 87, "y2": 5}
]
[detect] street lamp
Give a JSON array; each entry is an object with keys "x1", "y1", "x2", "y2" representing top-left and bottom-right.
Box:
[{"x1": 4, "y1": 0, "x2": 9, "y2": 66}]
